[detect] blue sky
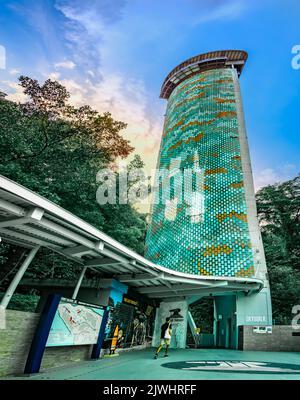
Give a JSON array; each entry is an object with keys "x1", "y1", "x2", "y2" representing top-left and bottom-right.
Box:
[{"x1": 0, "y1": 0, "x2": 300, "y2": 190}]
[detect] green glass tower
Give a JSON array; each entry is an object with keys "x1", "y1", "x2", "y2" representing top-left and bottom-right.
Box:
[{"x1": 146, "y1": 51, "x2": 272, "y2": 348}]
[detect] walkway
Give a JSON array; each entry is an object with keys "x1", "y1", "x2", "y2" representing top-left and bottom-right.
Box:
[{"x1": 5, "y1": 348, "x2": 300, "y2": 380}]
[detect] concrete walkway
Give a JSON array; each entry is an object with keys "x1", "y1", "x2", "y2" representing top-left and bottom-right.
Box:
[{"x1": 5, "y1": 348, "x2": 300, "y2": 380}]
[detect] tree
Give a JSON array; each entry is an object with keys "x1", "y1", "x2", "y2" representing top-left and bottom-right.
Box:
[
  {"x1": 0, "y1": 77, "x2": 148, "y2": 288},
  {"x1": 256, "y1": 174, "x2": 300, "y2": 324}
]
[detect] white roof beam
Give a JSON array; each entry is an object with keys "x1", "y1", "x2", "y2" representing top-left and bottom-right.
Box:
[
  {"x1": 162, "y1": 275, "x2": 218, "y2": 286},
  {"x1": 119, "y1": 273, "x2": 159, "y2": 283},
  {"x1": 0, "y1": 217, "x2": 31, "y2": 228},
  {"x1": 226, "y1": 283, "x2": 261, "y2": 291},
  {"x1": 99, "y1": 246, "x2": 158, "y2": 276},
  {"x1": 147, "y1": 286, "x2": 248, "y2": 298},
  {"x1": 0, "y1": 199, "x2": 26, "y2": 217},
  {"x1": 0, "y1": 236, "x2": 34, "y2": 249},
  {"x1": 0, "y1": 207, "x2": 44, "y2": 228},
  {"x1": 85, "y1": 257, "x2": 121, "y2": 267},
  {"x1": 36, "y1": 218, "x2": 95, "y2": 248},
  {"x1": 15, "y1": 225, "x2": 74, "y2": 247},
  {"x1": 34, "y1": 218, "x2": 139, "y2": 272},
  {"x1": 0, "y1": 227, "x2": 62, "y2": 249},
  {"x1": 62, "y1": 245, "x2": 98, "y2": 257},
  {"x1": 138, "y1": 283, "x2": 213, "y2": 294}
]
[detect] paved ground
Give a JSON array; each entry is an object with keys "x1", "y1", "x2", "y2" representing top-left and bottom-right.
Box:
[{"x1": 5, "y1": 348, "x2": 300, "y2": 380}]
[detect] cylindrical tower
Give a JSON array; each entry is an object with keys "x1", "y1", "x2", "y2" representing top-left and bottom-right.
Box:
[
  {"x1": 146, "y1": 50, "x2": 269, "y2": 282},
  {"x1": 146, "y1": 52, "x2": 272, "y2": 347}
]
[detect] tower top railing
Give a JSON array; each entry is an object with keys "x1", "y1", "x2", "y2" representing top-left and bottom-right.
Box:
[{"x1": 160, "y1": 50, "x2": 248, "y2": 99}]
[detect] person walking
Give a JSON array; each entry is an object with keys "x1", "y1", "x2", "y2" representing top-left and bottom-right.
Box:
[{"x1": 154, "y1": 317, "x2": 172, "y2": 359}]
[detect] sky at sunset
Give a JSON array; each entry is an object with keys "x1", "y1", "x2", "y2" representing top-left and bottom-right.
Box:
[{"x1": 1, "y1": 0, "x2": 300, "y2": 194}]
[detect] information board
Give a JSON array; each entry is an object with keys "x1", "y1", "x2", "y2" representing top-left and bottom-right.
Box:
[{"x1": 46, "y1": 298, "x2": 104, "y2": 347}]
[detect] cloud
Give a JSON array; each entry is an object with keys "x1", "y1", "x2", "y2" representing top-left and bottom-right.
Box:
[
  {"x1": 1, "y1": 81, "x2": 28, "y2": 102},
  {"x1": 55, "y1": 0, "x2": 127, "y2": 24},
  {"x1": 254, "y1": 164, "x2": 297, "y2": 191},
  {"x1": 53, "y1": 0, "x2": 163, "y2": 174},
  {"x1": 54, "y1": 60, "x2": 76, "y2": 70},
  {"x1": 58, "y1": 77, "x2": 88, "y2": 107},
  {"x1": 46, "y1": 72, "x2": 163, "y2": 162},
  {"x1": 54, "y1": 0, "x2": 127, "y2": 76},
  {"x1": 9, "y1": 68, "x2": 21, "y2": 75},
  {"x1": 47, "y1": 72, "x2": 61, "y2": 80},
  {"x1": 8, "y1": 0, "x2": 66, "y2": 61},
  {"x1": 191, "y1": 0, "x2": 247, "y2": 25}
]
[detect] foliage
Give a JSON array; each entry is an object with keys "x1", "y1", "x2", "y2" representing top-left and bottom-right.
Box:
[
  {"x1": 190, "y1": 297, "x2": 214, "y2": 334},
  {"x1": 2, "y1": 76, "x2": 299, "y2": 324},
  {"x1": 190, "y1": 175, "x2": 300, "y2": 329},
  {"x1": 0, "y1": 77, "x2": 148, "y2": 291},
  {"x1": 256, "y1": 174, "x2": 300, "y2": 324},
  {"x1": 0, "y1": 292, "x2": 40, "y2": 312}
]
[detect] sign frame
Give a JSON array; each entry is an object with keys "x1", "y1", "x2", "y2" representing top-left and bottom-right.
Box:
[{"x1": 24, "y1": 294, "x2": 110, "y2": 374}]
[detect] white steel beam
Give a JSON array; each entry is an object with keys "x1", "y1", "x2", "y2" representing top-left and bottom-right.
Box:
[
  {"x1": 226, "y1": 282, "x2": 261, "y2": 290},
  {"x1": 62, "y1": 245, "x2": 97, "y2": 257},
  {"x1": 36, "y1": 218, "x2": 95, "y2": 248},
  {"x1": 119, "y1": 273, "x2": 159, "y2": 282},
  {"x1": 0, "y1": 207, "x2": 44, "y2": 228},
  {"x1": 0, "y1": 246, "x2": 40, "y2": 309},
  {"x1": 146, "y1": 286, "x2": 250, "y2": 298},
  {"x1": 72, "y1": 266, "x2": 88, "y2": 300},
  {"x1": 0, "y1": 217, "x2": 31, "y2": 228},
  {"x1": 0, "y1": 199, "x2": 26, "y2": 217},
  {"x1": 0, "y1": 228, "x2": 62, "y2": 249},
  {"x1": 15, "y1": 225, "x2": 74, "y2": 247},
  {"x1": 137, "y1": 283, "x2": 215, "y2": 294},
  {"x1": 85, "y1": 257, "x2": 120, "y2": 267},
  {"x1": 0, "y1": 236, "x2": 34, "y2": 249},
  {"x1": 162, "y1": 275, "x2": 218, "y2": 286}
]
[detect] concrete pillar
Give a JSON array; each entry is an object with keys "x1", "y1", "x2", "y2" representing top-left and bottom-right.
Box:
[
  {"x1": 232, "y1": 68, "x2": 271, "y2": 289},
  {"x1": 232, "y1": 68, "x2": 272, "y2": 329}
]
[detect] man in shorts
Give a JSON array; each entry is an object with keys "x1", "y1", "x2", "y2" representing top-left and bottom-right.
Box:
[{"x1": 154, "y1": 317, "x2": 172, "y2": 359}]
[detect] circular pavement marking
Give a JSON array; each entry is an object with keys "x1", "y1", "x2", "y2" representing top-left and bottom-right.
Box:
[{"x1": 161, "y1": 360, "x2": 300, "y2": 374}]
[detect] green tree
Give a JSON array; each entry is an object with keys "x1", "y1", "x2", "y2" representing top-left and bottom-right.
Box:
[
  {"x1": 0, "y1": 77, "x2": 148, "y2": 288},
  {"x1": 256, "y1": 174, "x2": 300, "y2": 324}
]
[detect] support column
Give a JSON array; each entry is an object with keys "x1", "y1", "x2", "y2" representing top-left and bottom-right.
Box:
[
  {"x1": 96, "y1": 279, "x2": 128, "y2": 307},
  {"x1": 0, "y1": 246, "x2": 40, "y2": 310},
  {"x1": 72, "y1": 266, "x2": 88, "y2": 300},
  {"x1": 232, "y1": 67, "x2": 272, "y2": 330}
]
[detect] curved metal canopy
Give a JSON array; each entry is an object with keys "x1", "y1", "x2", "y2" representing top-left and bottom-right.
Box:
[
  {"x1": 160, "y1": 50, "x2": 248, "y2": 99},
  {"x1": 0, "y1": 174, "x2": 262, "y2": 300}
]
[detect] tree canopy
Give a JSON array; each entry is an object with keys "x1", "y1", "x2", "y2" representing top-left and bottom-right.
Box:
[
  {"x1": 256, "y1": 174, "x2": 300, "y2": 324},
  {"x1": 0, "y1": 76, "x2": 299, "y2": 323},
  {"x1": 0, "y1": 77, "x2": 147, "y2": 288}
]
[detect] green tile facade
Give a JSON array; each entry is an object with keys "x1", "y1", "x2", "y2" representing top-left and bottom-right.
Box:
[{"x1": 145, "y1": 68, "x2": 254, "y2": 278}]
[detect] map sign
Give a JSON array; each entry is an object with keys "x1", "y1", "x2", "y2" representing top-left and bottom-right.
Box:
[{"x1": 46, "y1": 298, "x2": 105, "y2": 347}]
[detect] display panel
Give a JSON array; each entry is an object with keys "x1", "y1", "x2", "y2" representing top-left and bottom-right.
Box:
[{"x1": 46, "y1": 298, "x2": 105, "y2": 347}]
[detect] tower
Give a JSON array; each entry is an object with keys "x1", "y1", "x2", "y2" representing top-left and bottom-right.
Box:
[{"x1": 146, "y1": 51, "x2": 272, "y2": 349}]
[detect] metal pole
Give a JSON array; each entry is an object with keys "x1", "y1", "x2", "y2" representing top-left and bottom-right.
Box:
[
  {"x1": 0, "y1": 246, "x2": 40, "y2": 310},
  {"x1": 72, "y1": 266, "x2": 87, "y2": 300}
]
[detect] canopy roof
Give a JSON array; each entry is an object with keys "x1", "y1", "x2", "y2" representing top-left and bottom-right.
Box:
[
  {"x1": 160, "y1": 50, "x2": 248, "y2": 99},
  {"x1": 0, "y1": 174, "x2": 262, "y2": 300}
]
